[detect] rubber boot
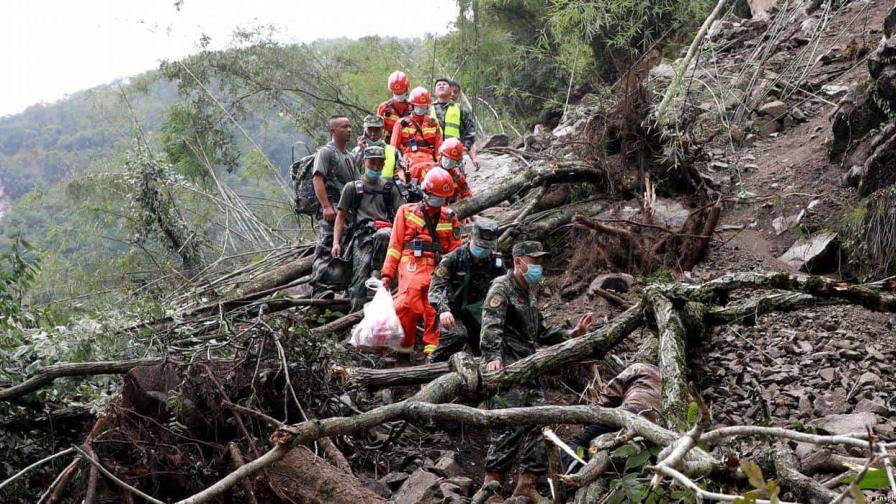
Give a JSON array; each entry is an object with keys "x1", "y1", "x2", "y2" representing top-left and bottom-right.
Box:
[
  {"x1": 394, "y1": 353, "x2": 412, "y2": 368},
  {"x1": 512, "y1": 471, "x2": 544, "y2": 502},
  {"x1": 481, "y1": 471, "x2": 505, "y2": 503}
]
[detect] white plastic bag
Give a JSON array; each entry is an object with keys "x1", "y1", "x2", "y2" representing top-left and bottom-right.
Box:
[{"x1": 349, "y1": 278, "x2": 404, "y2": 352}]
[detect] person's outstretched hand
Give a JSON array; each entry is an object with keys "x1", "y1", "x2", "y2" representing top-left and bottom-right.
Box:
[{"x1": 571, "y1": 313, "x2": 594, "y2": 338}]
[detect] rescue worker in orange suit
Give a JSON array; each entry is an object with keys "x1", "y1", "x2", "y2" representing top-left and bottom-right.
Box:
[
  {"x1": 390, "y1": 87, "x2": 443, "y2": 184},
  {"x1": 408, "y1": 137, "x2": 472, "y2": 202},
  {"x1": 377, "y1": 71, "x2": 411, "y2": 144},
  {"x1": 381, "y1": 168, "x2": 462, "y2": 363}
]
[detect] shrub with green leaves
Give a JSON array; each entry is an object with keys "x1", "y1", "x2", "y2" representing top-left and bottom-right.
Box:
[{"x1": 841, "y1": 185, "x2": 896, "y2": 280}]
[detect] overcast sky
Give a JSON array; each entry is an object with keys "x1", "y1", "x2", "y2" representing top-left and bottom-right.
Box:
[{"x1": 0, "y1": 0, "x2": 456, "y2": 118}]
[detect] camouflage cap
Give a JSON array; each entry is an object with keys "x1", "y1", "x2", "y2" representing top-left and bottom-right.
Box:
[
  {"x1": 512, "y1": 240, "x2": 549, "y2": 258},
  {"x1": 363, "y1": 115, "x2": 385, "y2": 128},
  {"x1": 472, "y1": 217, "x2": 499, "y2": 249},
  {"x1": 363, "y1": 145, "x2": 386, "y2": 159}
]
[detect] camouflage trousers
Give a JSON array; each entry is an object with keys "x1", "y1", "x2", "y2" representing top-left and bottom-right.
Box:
[
  {"x1": 310, "y1": 221, "x2": 353, "y2": 297},
  {"x1": 349, "y1": 226, "x2": 391, "y2": 309},
  {"x1": 484, "y1": 384, "x2": 548, "y2": 475},
  {"x1": 310, "y1": 221, "x2": 336, "y2": 297},
  {"x1": 429, "y1": 308, "x2": 481, "y2": 363}
]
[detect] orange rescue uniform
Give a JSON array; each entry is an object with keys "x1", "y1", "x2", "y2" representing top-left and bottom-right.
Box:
[
  {"x1": 382, "y1": 202, "x2": 462, "y2": 355},
  {"x1": 377, "y1": 99, "x2": 410, "y2": 143},
  {"x1": 391, "y1": 115, "x2": 443, "y2": 162}
]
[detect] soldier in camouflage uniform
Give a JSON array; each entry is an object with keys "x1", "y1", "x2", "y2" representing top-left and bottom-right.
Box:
[
  {"x1": 427, "y1": 217, "x2": 506, "y2": 362},
  {"x1": 310, "y1": 115, "x2": 358, "y2": 298},
  {"x1": 331, "y1": 145, "x2": 403, "y2": 311},
  {"x1": 479, "y1": 240, "x2": 593, "y2": 501},
  {"x1": 351, "y1": 115, "x2": 386, "y2": 168}
]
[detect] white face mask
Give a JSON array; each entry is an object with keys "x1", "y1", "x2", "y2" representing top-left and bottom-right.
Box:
[
  {"x1": 413, "y1": 105, "x2": 429, "y2": 116},
  {"x1": 393, "y1": 93, "x2": 408, "y2": 103}
]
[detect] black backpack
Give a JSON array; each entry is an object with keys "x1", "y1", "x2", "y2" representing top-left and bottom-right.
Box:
[{"x1": 290, "y1": 154, "x2": 318, "y2": 216}]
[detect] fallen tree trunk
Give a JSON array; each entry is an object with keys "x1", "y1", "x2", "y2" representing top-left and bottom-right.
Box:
[
  {"x1": 234, "y1": 255, "x2": 314, "y2": 297},
  {"x1": 670, "y1": 271, "x2": 896, "y2": 311},
  {"x1": 496, "y1": 184, "x2": 550, "y2": 249},
  {"x1": 266, "y1": 446, "x2": 386, "y2": 504},
  {"x1": 0, "y1": 359, "x2": 163, "y2": 402},
  {"x1": 337, "y1": 361, "x2": 452, "y2": 388},
  {"x1": 115, "y1": 258, "x2": 315, "y2": 337},
  {"x1": 649, "y1": 292, "x2": 690, "y2": 426},
  {"x1": 454, "y1": 163, "x2": 606, "y2": 220},
  {"x1": 483, "y1": 303, "x2": 643, "y2": 389},
  {"x1": 310, "y1": 310, "x2": 363, "y2": 338},
  {"x1": 509, "y1": 200, "x2": 606, "y2": 250},
  {"x1": 344, "y1": 303, "x2": 644, "y2": 389},
  {"x1": 771, "y1": 443, "x2": 839, "y2": 503},
  {"x1": 704, "y1": 292, "x2": 841, "y2": 325}
]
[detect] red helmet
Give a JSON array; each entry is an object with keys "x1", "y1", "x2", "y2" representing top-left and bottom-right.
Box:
[
  {"x1": 409, "y1": 87, "x2": 432, "y2": 108},
  {"x1": 388, "y1": 71, "x2": 410, "y2": 94},
  {"x1": 422, "y1": 167, "x2": 455, "y2": 198},
  {"x1": 439, "y1": 138, "x2": 464, "y2": 161}
]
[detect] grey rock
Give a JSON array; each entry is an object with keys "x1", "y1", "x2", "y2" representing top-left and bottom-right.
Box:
[
  {"x1": 432, "y1": 453, "x2": 463, "y2": 478},
  {"x1": 753, "y1": 116, "x2": 781, "y2": 135},
  {"x1": 480, "y1": 134, "x2": 510, "y2": 149},
  {"x1": 652, "y1": 199, "x2": 692, "y2": 229},
  {"x1": 759, "y1": 100, "x2": 788, "y2": 118},
  {"x1": 379, "y1": 471, "x2": 410, "y2": 491},
  {"x1": 777, "y1": 232, "x2": 838, "y2": 272},
  {"x1": 447, "y1": 476, "x2": 474, "y2": 495},
  {"x1": 814, "y1": 389, "x2": 850, "y2": 415},
  {"x1": 552, "y1": 118, "x2": 586, "y2": 143},
  {"x1": 875, "y1": 421, "x2": 895, "y2": 437},
  {"x1": 650, "y1": 62, "x2": 676, "y2": 81},
  {"x1": 588, "y1": 273, "x2": 636, "y2": 296},
  {"x1": 854, "y1": 398, "x2": 890, "y2": 416},
  {"x1": 843, "y1": 164, "x2": 867, "y2": 187},
  {"x1": 439, "y1": 482, "x2": 464, "y2": 503},
  {"x1": 808, "y1": 412, "x2": 883, "y2": 435},
  {"x1": 362, "y1": 477, "x2": 392, "y2": 498},
  {"x1": 392, "y1": 469, "x2": 442, "y2": 504},
  {"x1": 798, "y1": 395, "x2": 814, "y2": 416},
  {"x1": 773, "y1": 210, "x2": 805, "y2": 235},
  {"x1": 858, "y1": 372, "x2": 880, "y2": 386},
  {"x1": 821, "y1": 84, "x2": 850, "y2": 96}
]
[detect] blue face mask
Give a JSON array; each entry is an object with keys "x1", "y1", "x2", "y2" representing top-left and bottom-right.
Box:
[
  {"x1": 469, "y1": 243, "x2": 490, "y2": 259},
  {"x1": 426, "y1": 194, "x2": 446, "y2": 207},
  {"x1": 523, "y1": 263, "x2": 543, "y2": 285},
  {"x1": 365, "y1": 169, "x2": 381, "y2": 181}
]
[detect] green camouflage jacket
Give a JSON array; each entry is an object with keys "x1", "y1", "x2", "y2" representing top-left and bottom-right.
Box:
[
  {"x1": 480, "y1": 271, "x2": 571, "y2": 366},
  {"x1": 428, "y1": 246, "x2": 507, "y2": 315}
]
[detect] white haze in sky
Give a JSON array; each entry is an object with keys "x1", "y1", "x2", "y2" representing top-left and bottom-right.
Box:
[{"x1": 0, "y1": 0, "x2": 456, "y2": 117}]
